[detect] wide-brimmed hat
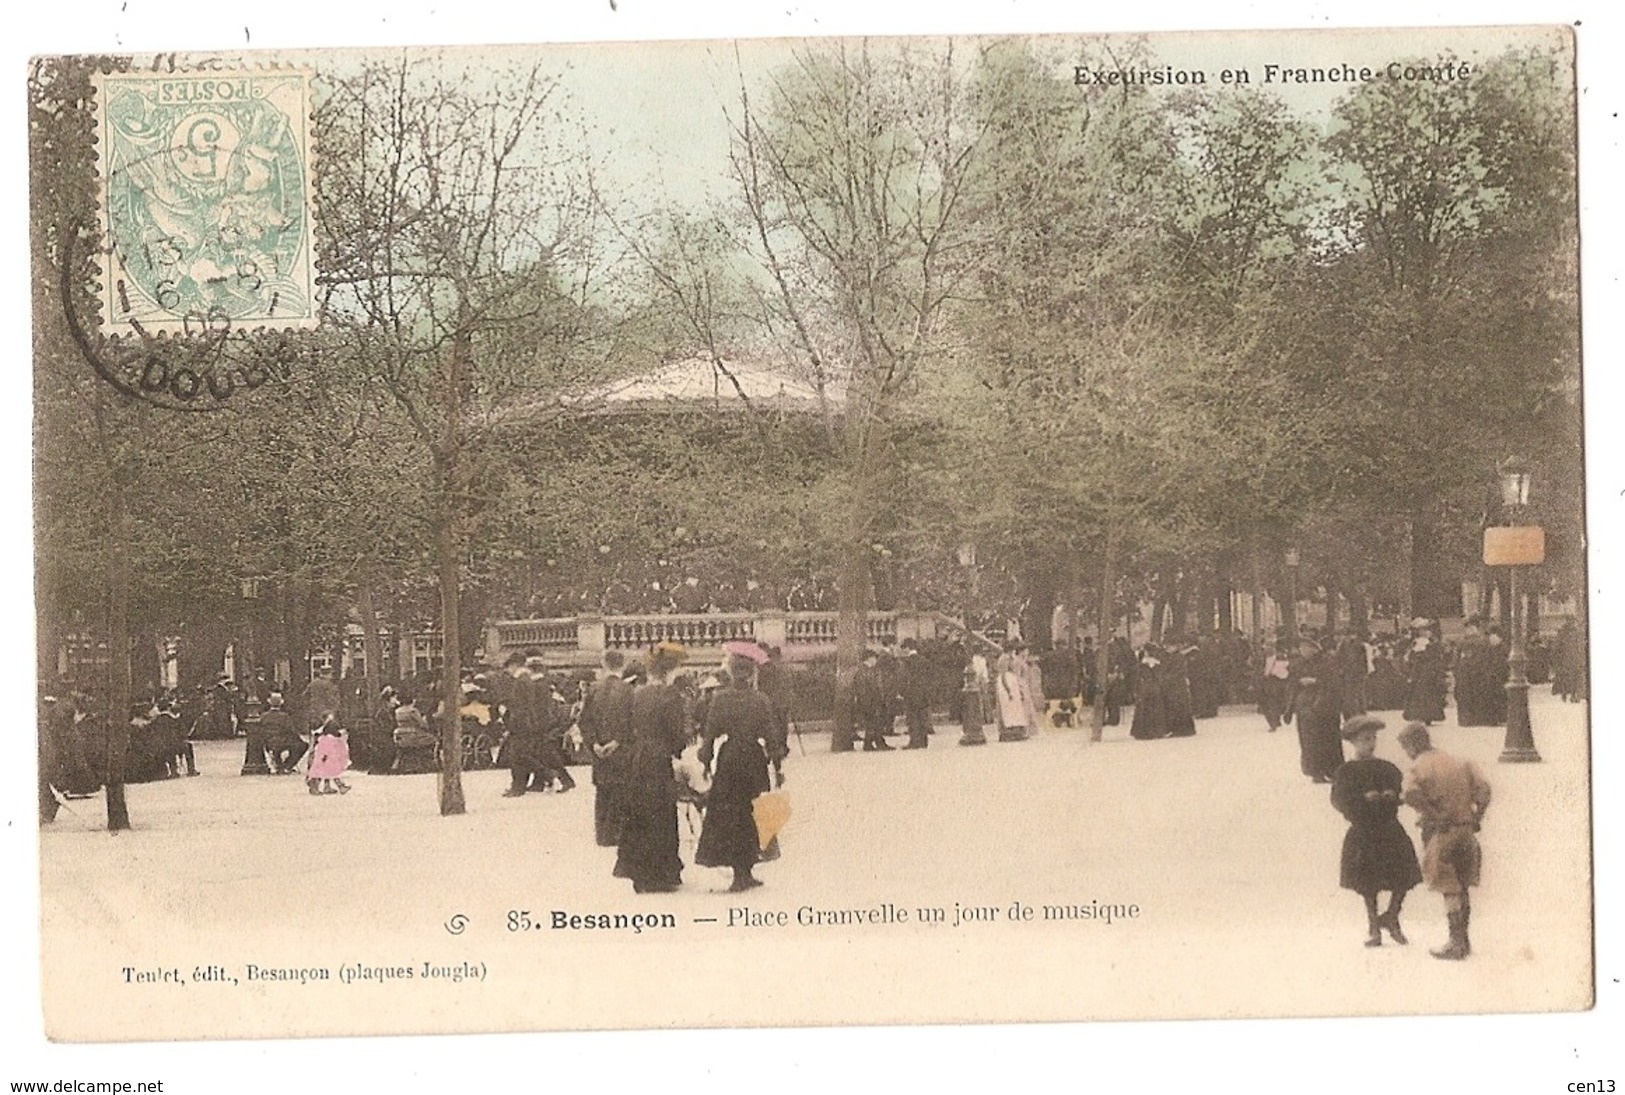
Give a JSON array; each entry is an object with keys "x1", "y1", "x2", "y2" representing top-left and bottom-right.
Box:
[
  {"x1": 647, "y1": 641, "x2": 687, "y2": 674},
  {"x1": 1409, "y1": 617, "x2": 1431, "y2": 630},
  {"x1": 1340, "y1": 714, "x2": 1385, "y2": 740}
]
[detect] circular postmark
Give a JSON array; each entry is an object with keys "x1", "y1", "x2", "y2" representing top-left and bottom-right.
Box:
[{"x1": 61, "y1": 216, "x2": 296, "y2": 410}]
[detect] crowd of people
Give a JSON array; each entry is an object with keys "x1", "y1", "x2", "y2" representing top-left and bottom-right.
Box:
[
  {"x1": 36, "y1": 606, "x2": 1570, "y2": 962},
  {"x1": 373, "y1": 639, "x2": 793, "y2": 894},
  {"x1": 576, "y1": 642, "x2": 791, "y2": 894},
  {"x1": 36, "y1": 612, "x2": 1582, "y2": 943}
]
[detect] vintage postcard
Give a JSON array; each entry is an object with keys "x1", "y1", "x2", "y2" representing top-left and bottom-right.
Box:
[{"x1": 25, "y1": 16, "x2": 1596, "y2": 1055}]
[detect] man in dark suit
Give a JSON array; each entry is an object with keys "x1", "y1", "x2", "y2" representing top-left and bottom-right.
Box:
[
  {"x1": 899, "y1": 640, "x2": 933, "y2": 749},
  {"x1": 580, "y1": 650, "x2": 634, "y2": 844},
  {"x1": 856, "y1": 650, "x2": 893, "y2": 751},
  {"x1": 496, "y1": 653, "x2": 544, "y2": 797}
]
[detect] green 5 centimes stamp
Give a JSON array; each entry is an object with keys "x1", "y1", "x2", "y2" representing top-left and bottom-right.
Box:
[{"x1": 93, "y1": 68, "x2": 316, "y2": 333}]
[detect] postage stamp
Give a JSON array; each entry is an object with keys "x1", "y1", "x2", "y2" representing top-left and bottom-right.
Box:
[{"x1": 92, "y1": 67, "x2": 316, "y2": 334}]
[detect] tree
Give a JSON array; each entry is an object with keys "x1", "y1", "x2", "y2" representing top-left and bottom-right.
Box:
[
  {"x1": 726, "y1": 39, "x2": 986, "y2": 672},
  {"x1": 944, "y1": 39, "x2": 1241, "y2": 733},
  {"x1": 318, "y1": 55, "x2": 610, "y2": 814},
  {"x1": 1314, "y1": 47, "x2": 1578, "y2": 619}
]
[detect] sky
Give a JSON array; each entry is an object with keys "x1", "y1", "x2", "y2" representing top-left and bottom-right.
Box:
[
  {"x1": 48, "y1": 24, "x2": 1573, "y2": 216},
  {"x1": 248, "y1": 26, "x2": 1578, "y2": 215}
]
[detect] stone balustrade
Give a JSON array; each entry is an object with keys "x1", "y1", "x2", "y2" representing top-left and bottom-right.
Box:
[{"x1": 486, "y1": 608, "x2": 938, "y2": 668}]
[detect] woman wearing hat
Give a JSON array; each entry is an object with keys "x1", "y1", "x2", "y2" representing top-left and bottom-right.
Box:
[
  {"x1": 1402, "y1": 619, "x2": 1447, "y2": 725},
  {"x1": 1289, "y1": 635, "x2": 1345, "y2": 783},
  {"x1": 1330, "y1": 715, "x2": 1422, "y2": 947},
  {"x1": 1129, "y1": 643, "x2": 1168, "y2": 740},
  {"x1": 1259, "y1": 638, "x2": 1293, "y2": 732},
  {"x1": 696, "y1": 654, "x2": 776, "y2": 892},
  {"x1": 614, "y1": 642, "x2": 690, "y2": 893}
]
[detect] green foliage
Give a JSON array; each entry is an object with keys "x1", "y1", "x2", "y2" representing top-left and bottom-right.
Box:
[{"x1": 31, "y1": 36, "x2": 1584, "y2": 699}]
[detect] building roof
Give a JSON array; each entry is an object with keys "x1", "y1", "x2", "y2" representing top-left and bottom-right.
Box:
[{"x1": 567, "y1": 355, "x2": 838, "y2": 417}]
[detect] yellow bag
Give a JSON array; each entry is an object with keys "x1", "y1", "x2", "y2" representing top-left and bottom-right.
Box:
[{"x1": 751, "y1": 790, "x2": 791, "y2": 851}]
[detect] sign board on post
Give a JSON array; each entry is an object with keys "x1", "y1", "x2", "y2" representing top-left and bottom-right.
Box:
[{"x1": 1484, "y1": 526, "x2": 1546, "y2": 566}]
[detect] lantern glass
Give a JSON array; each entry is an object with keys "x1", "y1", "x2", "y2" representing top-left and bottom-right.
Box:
[
  {"x1": 1499, "y1": 470, "x2": 1531, "y2": 509},
  {"x1": 1284, "y1": 547, "x2": 1300, "y2": 568}
]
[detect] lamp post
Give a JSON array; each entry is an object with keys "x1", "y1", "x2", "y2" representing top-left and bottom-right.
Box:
[
  {"x1": 955, "y1": 543, "x2": 987, "y2": 746},
  {"x1": 1496, "y1": 461, "x2": 1541, "y2": 763},
  {"x1": 1284, "y1": 545, "x2": 1301, "y2": 640},
  {"x1": 239, "y1": 577, "x2": 271, "y2": 775}
]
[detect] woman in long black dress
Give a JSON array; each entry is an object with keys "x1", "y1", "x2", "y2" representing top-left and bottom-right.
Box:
[
  {"x1": 1402, "y1": 620, "x2": 1447, "y2": 725},
  {"x1": 696, "y1": 654, "x2": 775, "y2": 892},
  {"x1": 1259, "y1": 639, "x2": 1293, "y2": 732},
  {"x1": 613, "y1": 642, "x2": 689, "y2": 894},
  {"x1": 1330, "y1": 715, "x2": 1423, "y2": 946},
  {"x1": 1161, "y1": 638, "x2": 1198, "y2": 738},
  {"x1": 1129, "y1": 645, "x2": 1167, "y2": 740},
  {"x1": 1290, "y1": 637, "x2": 1345, "y2": 783}
]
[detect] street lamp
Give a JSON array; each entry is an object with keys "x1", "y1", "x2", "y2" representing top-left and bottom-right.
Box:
[
  {"x1": 1284, "y1": 545, "x2": 1301, "y2": 639},
  {"x1": 1496, "y1": 458, "x2": 1541, "y2": 763},
  {"x1": 239, "y1": 577, "x2": 271, "y2": 775}
]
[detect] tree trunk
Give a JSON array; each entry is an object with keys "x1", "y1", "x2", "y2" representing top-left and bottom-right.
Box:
[
  {"x1": 435, "y1": 332, "x2": 469, "y2": 818},
  {"x1": 1023, "y1": 557, "x2": 1059, "y2": 652},
  {"x1": 1168, "y1": 569, "x2": 1188, "y2": 640},
  {"x1": 1282, "y1": 559, "x2": 1298, "y2": 642},
  {"x1": 358, "y1": 568, "x2": 386, "y2": 771},
  {"x1": 1348, "y1": 586, "x2": 1369, "y2": 636},
  {"x1": 1067, "y1": 551, "x2": 1084, "y2": 651},
  {"x1": 836, "y1": 414, "x2": 886, "y2": 676},
  {"x1": 1215, "y1": 551, "x2": 1233, "y2": 634},
  {"x1": 284, "y1": 578, "x2": 313, "y2": 700},
  {"x1": 1410, "y1": 507, "x2": 1456, "y2": 620},
  {"x1": 358, "y1": 571, "x2": 384, "y2": 700},
  {"x1": 436, "y1": 491, "x2": 466, "y2": 816},
  {"x1": 1091, "y1": 522, "x2": 1120, "y2": 743},
  {"x1": 105, "y1": 488, "x2": 132, "y2": 832},
  {"x1": 1250, "y1": 537, "x2": 1264, "y2": 641},
  {"x1": 835, "y1": 540, "x2": 873, "y2": 674},
  {"x1": 1151, "y1": 568, "x2": 1177, "y2": 643}
]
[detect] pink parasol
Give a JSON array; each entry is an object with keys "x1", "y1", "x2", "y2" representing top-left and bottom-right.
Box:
[{"x1": 723, "y1": 640, "x2": 770, "y2": 665}]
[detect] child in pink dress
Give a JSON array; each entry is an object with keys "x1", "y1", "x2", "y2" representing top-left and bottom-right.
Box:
[{"x1": 306, "y1": 718, "x2": 352, "y2": 795}]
